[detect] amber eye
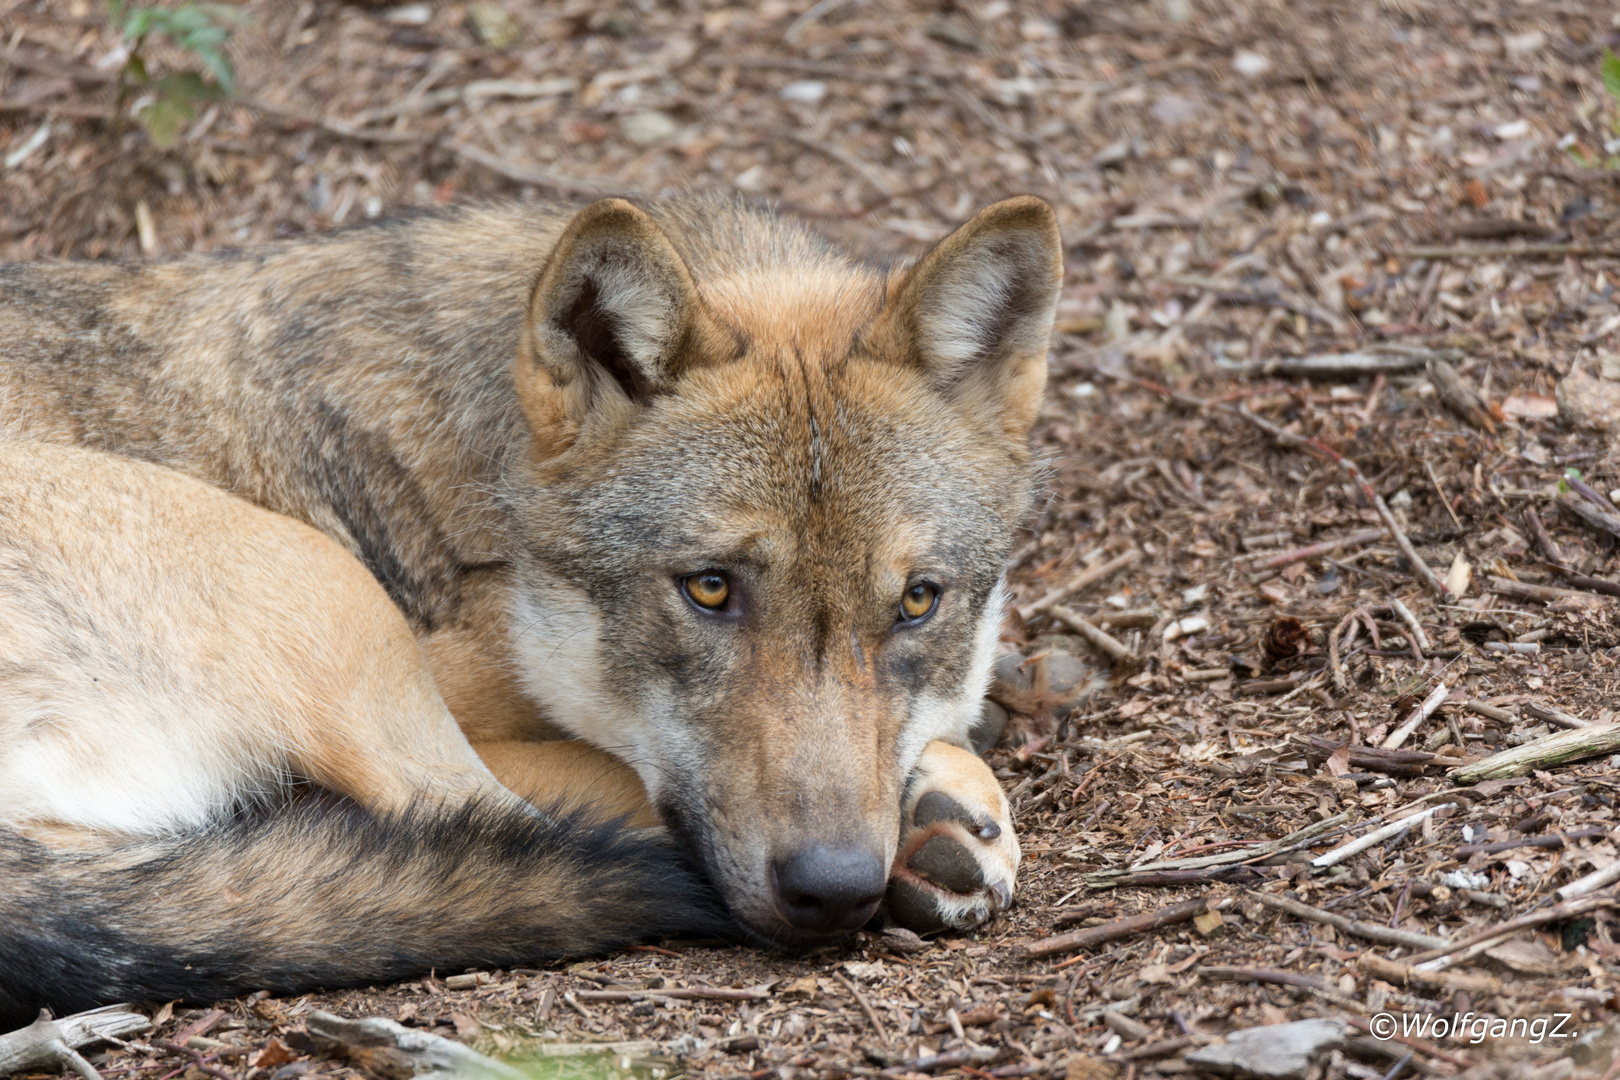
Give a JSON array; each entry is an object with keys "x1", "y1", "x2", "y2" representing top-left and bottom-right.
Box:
[
  {"x1": 900, "y1": 582, "x2": 939, "y2": 622},
  {"x1": 683, "y1": 572, "x2": 730, "y2": 610}
]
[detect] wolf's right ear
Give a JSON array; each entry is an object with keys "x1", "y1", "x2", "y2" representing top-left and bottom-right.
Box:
[{"x1": 515, "y1": 199, "x2": 721, "y2": 448}]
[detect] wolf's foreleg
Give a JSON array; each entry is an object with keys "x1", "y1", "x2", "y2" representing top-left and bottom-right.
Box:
[
  {"x1": 473, "y1": 740, "x2": 661, "y2": 828},
  {"x1": 886, "y1": 740, "x2": 1020, "y2": 932}
]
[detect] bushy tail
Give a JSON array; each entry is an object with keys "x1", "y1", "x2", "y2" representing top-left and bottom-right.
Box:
[{"x1": 0, "y1": 798, "x2": 733, "y2": 1028}]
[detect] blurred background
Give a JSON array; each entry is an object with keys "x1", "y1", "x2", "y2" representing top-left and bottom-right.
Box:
[{"x1": 3, "y1": 1, "x2": 1608, "y2": 278}]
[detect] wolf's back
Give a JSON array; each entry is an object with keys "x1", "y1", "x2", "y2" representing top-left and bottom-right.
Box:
[{"x1": 0, "y1": 798, "x2": 731, "y2": 1028}]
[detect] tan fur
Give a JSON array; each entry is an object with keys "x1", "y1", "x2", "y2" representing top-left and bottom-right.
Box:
[
  {"x1": 0, "y1": 441, "x2": 511, "y2": 833},
  {"x1": 0, "y1": 193, "x2": 1062, "y2": 992}
]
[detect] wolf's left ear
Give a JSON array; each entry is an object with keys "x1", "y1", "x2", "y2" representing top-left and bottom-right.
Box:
[
  {"x1": 516, "y1": 198, "x2": 725, "y2": 446},
  {"x1": 869, "y1": 196, "x2": 1062, "y2": 440}
]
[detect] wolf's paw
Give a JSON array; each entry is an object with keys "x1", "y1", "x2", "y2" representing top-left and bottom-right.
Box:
[{"x1": 886, "y1": 740, "x2": 1019, "y2": 933}]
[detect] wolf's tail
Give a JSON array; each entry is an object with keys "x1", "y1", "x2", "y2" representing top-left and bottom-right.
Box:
[{"x1": 0, "y1": 798, "x2": 732, "y2": 1028}]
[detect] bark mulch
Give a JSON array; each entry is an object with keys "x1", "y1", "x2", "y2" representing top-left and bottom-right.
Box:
[{"x1": 4, "y1": 1, "x2": 1619, "y2": 1078}]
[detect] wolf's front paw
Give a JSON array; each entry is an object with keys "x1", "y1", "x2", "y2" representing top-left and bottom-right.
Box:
[{"x1": 886, "y1": 740, "x2": 1020, "y2": 933}]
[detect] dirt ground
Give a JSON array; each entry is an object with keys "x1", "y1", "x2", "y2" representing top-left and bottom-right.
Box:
[{"x1": 5, "y1": 1, "x2": 1620, "y2": 1079}]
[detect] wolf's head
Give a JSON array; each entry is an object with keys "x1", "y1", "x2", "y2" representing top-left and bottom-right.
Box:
[{"x1": 503, "y1": 195, "x2": 1060, "y2": 946}]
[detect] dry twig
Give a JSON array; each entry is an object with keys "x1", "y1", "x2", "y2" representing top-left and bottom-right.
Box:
[
  {"x1": 1247, "y1": 891, "x2": 1446, "y2": 951},
  {"x1": 1047, "y1": 605, "x2": 1134, "y2": 662},
  {"x1": 1024, "y1": 897, "x2": 1214, "y2": 958},
  {"x1": 833, "y1": 973, "x2": 890, "y2": 1044},
  {"x1": 0, "y1": 1007, "x2": 150, "y2": 1080}
]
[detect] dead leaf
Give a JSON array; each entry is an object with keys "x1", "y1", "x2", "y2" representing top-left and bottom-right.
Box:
[
  {"x1": 1445, "y1": 553, "x2": 1472, "y2": 598},
  {"x1": 249, "y1": 1040, "x2": 298, "y2": 1069},
  {"x1": 1065, "y1": 1055, "x2": 1121, "y2": 1080},
  {"x1": 779, "y1": 975, "x2": 820, "y2": 997},
  {"x1": 1484, "y1": 936, "x2": 1569, "y2": 976},
  {"x1": 1501, "y1": 393, "x2": 1558, "y2": 418},
  {"x1": 1325, "y1": 745, "x2": 1351, "y2": 777}
]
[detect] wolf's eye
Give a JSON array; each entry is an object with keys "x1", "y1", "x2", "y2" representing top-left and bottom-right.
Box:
[
  {"x1": 899, "y1": 582, "x2": 939, "y2": 623},
  {"x1": 683, "y1": 572, "x2": 730, "y2": 610}
]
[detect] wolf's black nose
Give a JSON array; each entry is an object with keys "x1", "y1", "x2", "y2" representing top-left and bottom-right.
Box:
[{"x1": 772, "y1": 846, "x2": 886, "y2": 933}]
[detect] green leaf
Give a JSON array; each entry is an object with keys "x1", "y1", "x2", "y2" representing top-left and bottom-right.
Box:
[
  {"x1": 1566, "y1": 466, "x2": 1586, "y2": 482},
  {"x1": 136, "y1": 93, "x2": 196, "y2": 148},
  {"x1": 1604, "y1": 48, "x2": 1620, "y2": 103},
  {"x1": 190, "y1": 42, "x2": 235, "y2": 92}
]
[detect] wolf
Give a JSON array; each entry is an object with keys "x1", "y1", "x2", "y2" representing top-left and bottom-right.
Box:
[{"x1": 0, "y1": 193, "x2": 1062, "y2": 1027}]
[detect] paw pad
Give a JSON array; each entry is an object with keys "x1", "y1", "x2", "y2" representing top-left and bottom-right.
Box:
[{"x1": 912, "y1": 790, "x2": 1000, "y2": 840}]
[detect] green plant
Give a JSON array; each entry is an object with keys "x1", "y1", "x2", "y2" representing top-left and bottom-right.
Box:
[
  {"x1": 107, "y1": 1, "x2": 248, "y2": 148},
  {"x1": 1567, "y1": 48, "x2": 1620, "y2": 167}
]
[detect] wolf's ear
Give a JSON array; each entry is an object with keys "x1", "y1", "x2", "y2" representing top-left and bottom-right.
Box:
[
  {"x1": 516, "y1": 198, "x2": 720, "y2": 435},
  {"x1": 869, "y1": 196, "x2": 1062, "y2": 440}
]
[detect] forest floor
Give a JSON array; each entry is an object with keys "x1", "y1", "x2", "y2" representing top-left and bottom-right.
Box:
[{"x1": 4, "y1": 1, "x2": 1620, "y2": 1079}]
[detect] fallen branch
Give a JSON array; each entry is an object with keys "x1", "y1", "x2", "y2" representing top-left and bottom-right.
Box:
[
  {"x1": 1198, "y1": 966, "x2": 1361, "y2": 1008},
  {"x1": 1448, "y1": 723, "x2": 1620, "y2": 782},
  {"x1": 1463, "y1": 699, "x2": 1515, "y2": 723},
  {"x1": 1327, "y1": 607, "x2": 1365, "y2": 695},
  {"x1": 1342, "y1": 1016, "x2": 1475, "y2": 1069},
  {"x1": 1024, "y1": 897, "x2": 1212, "y2": 958},
  {"x1": 244, "y1": 98, "x2": 634, "y2": 197},
  {"x1": 346, "y1": 77, "x2": 580, "y2": 126},
  {"x1": 306, "y1": 1011, "x2": 530, "y2": 1080},
  {"x1": 1115, "y1": 1037, "x2": 1199, "y2": 1062},
  {"x1": 1395, "y1": 242, "x2": 1620, "y2": 260},
  {"x1": 1425, "y1": 357, "x2": 1495, "y2": 433},
  {"x1": 1212, "y1": 351, "x2": 1435, "y2": 378},
  {"x1": 1557, "y1": 494, "x2": 1620, "y2": 543},
  {"x1": 1564, "y1": 472, "x2": 1620, "y2": 514},
  {"x1": 783, "y1": 131, "x2": 895, "y2": 199},
  {"x1": 1107, "y1": 865, "x2": 1268, "y2": 887},
  {"x1": 248, "y1": 98, "x2": 433, "y2": 144},
  {"x1": 151, "y1": 1040, "x2": 234, "y2": 1080},
  {"x1": 1523, "y1": 701, "x2": 1591, "y2": 730},
  {"x1": 1163, "y1": 273, "x2": 1349, "y2": 334},
  {"x1": 1356, "y1": 954, "x2": 1502, "y2": 995},
  {"x1": 1047, "y1": 605, "x2": 1134, "y2": 662},
  {"x1": 1548, "y1": 566, "x2": 1620, "y2": 598},
  {"x1": 1556, "y1": 859, "x2": 1620, "y2": 902},
  {"x1": 1405, "y1": 895, "x2": 1617, "y2": 971},
  {"x1": 1455, "y1": 826, "x2": 1611, "y2": 858},
  {"x1": 1247, "y1": 891, "x2": 1447, "y2": 951},
  {"x1": 1077, "y1": 815, "x2": 1348, "y2": 891},
  {"x1": 1311, "y1": 803, "x2": 1455, "y2": 866},
  {"x1": 1487, "y1": 575, "x2": 1605, "y2": 604},
  {"x1": 0, "y1": 1006, "x2": 151, "y2": 1080},
  {"x1": 875, "y1": 1046, "x2": 1007, "y2": 1074},
  {"x1": 1296, "y1": 735, "x2": 1435, "y2": 776},
  {"x1": 441, "y1": 140, "x2": 634, "y2": 196},
  {"x1": 833, "y1": 973, "x2": 891, "y2": 1045},
  {"x1": 574, "y1": 985, "x2": 770, "y2": 1002},
  {"x1": 1017, "y1": 549, "x2": 1140, "y2": 621},
  {"x1": 1239, "y1": 528, "x2": 1383, "y2": 569},
  {"x1": 1382, "y1": 682, "x2": 1449, "y2": 750},
  {"x1": 1524, "y1": 506, "x2": 1564, "y2": 563},
  {"x1": 1385, "y1": 598, "x2": 1431, "y2": 655}
]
